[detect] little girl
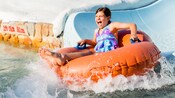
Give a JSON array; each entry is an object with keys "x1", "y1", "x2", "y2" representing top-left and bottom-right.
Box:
[{"x1": 39, "y1": 7, "x2": 138, "y2": 66}]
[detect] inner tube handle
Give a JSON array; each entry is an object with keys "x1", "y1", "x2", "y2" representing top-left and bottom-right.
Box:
[
  {"x1": 130, "y1": 38, "x2": 141, "y2": 44},
  {"x1": 75, "y1": 43, "x2": 87, "y2": 50}
]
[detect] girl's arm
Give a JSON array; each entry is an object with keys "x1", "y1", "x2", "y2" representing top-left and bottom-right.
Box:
[
  {"x1": 110, "y1": 22, "x2": 138, "y2": 39},
  {"x1": 77, "y1": 30, "x2": 97, "y2": 47}
]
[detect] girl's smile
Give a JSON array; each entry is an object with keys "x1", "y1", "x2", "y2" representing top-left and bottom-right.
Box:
[{"x1": 95, "y1": 11, "x2": 110, "y2": 29}]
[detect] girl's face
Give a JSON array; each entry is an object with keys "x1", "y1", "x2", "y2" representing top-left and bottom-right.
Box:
[{"x1": 95, "y1": 11, "x2": 110, "y2": 29}]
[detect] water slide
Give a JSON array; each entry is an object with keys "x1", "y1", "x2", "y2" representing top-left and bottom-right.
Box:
[{"x1": 63, "y1": 0, "x2": 175, "y2": 53}]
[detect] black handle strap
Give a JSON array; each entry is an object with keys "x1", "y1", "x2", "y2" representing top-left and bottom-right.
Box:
[
  {"x1": 130, "y1": 38, "x2": 141, "y2": 44},
  {"x1": 75, "y1": 43, "x2": 87, "y2": 50}
]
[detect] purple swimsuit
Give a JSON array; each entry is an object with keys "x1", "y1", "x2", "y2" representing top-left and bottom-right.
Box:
[{"x1": 94, "y1": 25, "x2": 118, "y2": 52}]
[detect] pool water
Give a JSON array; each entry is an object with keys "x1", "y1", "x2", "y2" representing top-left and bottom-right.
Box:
[{"x1": 0, "y1": 42, "x2": 175, "y2": 98}]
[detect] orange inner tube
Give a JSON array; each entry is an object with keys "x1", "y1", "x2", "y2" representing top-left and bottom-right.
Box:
[{"x1": 53, "y1": 30, "x2": 161, "y2": 83}]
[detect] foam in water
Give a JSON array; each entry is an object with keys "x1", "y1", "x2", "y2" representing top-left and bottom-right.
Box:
[
  {"x1": 1, "y1": 46, "x2": 175, "y2": 98},
  {"x1": 173, "y1": 52, "x2": 175, "y2": 56},
  {"x1": 64, "y1": 56, "x2": 175, "y2": 94},
  {"x1": 1, "y1": 59, "x2": 66, "y2": 98}
]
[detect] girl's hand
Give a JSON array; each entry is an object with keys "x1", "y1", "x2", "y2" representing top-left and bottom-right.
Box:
[
  {"x1": 130, "y1": 34, "x2": 138, "y2": 41},
  {"x1": 77, "y1": 39, "x2": 86, "y2": 46}
]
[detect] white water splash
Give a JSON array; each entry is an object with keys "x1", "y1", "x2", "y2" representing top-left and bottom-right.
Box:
[
  {"x1": 65, "y1": 56, "x2": 175, "y2": 93},
  {"x1": 1, "y1": 59, "x2": 65, "y2": 98}
]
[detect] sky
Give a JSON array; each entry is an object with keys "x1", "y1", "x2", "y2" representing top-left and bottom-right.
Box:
[
  {"x1": 0, "y1": 0, "x2": 124, "y2": 22},
  {"x1": 0, "y1": 0, "x2": 155, "y2": 35}
]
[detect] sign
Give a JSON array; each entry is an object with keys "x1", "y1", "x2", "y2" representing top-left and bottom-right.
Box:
[{"x1": 1, "y1": 23, "x2": 28, "y2": 35}]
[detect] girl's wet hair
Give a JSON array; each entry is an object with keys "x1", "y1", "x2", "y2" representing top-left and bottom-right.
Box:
[{"x1": 96, "y1": 7, "x2": 111, "y2": 24}]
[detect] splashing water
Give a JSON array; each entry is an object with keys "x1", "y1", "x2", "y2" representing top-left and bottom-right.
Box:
[
  {"x1": 64, "y1": 56, "x2": 175, "y2": 93},
  {"x1": 0, "y1": 43, "x2": 175, "y2": 98}
]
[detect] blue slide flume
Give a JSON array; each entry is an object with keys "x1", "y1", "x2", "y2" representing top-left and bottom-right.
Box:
[{"x1": 63, "y1": 0, "x2": 175, "y2": 52}]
